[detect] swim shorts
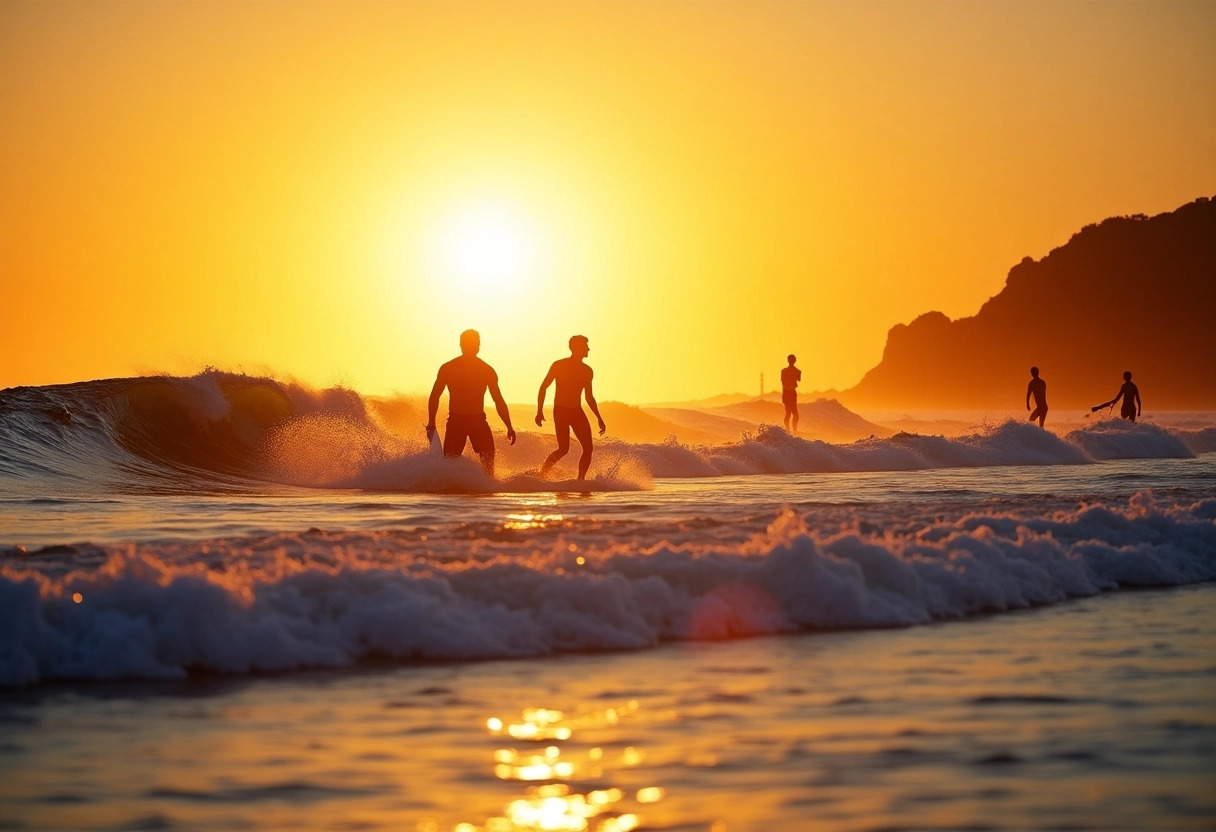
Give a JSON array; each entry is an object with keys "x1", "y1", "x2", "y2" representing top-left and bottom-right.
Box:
[
  {"x1": 444, "y1": 412, "x2": 495, "y2": 458},
  {"x1": 553, "y1": 405, "x2": 592, "y2": 444}
]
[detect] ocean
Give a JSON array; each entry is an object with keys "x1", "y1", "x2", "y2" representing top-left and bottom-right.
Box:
[{"x1": 1, "y1": 372, "x2": 1214, "y2": 831}]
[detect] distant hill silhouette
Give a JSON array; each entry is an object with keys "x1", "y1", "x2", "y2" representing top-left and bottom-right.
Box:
[
  {"x1": 702, "y1": 398, "x2": 892, "y2": 442},
  {"x1": 839, "y1": 195, "x2": 1216, "y2": 409}
]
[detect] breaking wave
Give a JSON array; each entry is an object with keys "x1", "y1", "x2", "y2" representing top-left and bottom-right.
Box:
[
  {"x1": 2, "y1": 492, "x2": 1212, "y2": 685},
  {"x1": 0, "y1": 371, "x2": 1209, "y2": 497}
]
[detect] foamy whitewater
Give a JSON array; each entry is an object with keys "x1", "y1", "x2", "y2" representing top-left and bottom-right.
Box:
[{"x1": 2, "y1": 373, "x2": 1215, "y2": 830}]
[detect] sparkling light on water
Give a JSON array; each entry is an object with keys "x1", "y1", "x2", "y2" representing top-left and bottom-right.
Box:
[{"x1": 463, "y1": 702, "x2": 659, "y2": 831}]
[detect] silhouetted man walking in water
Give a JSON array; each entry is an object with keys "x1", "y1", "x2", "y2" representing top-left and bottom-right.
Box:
[
  {"x1": 426, "y1": 329, "x2": 516, "y2": 476},
  {"x1": 1096, "y1": 370, "x2": 1142, "y2": 422},
  {"x1": 781, "y1": 354, "x2": 801, "y2": 432},
  {"x1": 535, "y1": 335, "x2": 606, "y2": 481},
  {"x1": 1026, "y1": 366, "x2": 1048, "y2": 427}
]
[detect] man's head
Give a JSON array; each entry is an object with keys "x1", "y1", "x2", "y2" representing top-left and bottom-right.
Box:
[
  {"x1": 787, "y1": 354, "x2": 796, "y2": 365},
  {"x1": 1030, "y1": 366, "x2": 1039, "y2": 378},
  {"x1": 1123, "y1": 370, "x2": 1132, "y2": 382},
  {"x1": 460, "y1": 329, "x2": 480, "y2": 356},
  {"x1": 569, "y1": 335, "x2": 590, "y2": 358}
]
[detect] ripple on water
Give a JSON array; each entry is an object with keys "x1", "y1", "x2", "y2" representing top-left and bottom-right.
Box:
[
  {"x1": 967, "y1": 694, "x2": 1084, "y2": 705},
  {"x1": 144, "y1": 781, "x2": 388, "y2": 804},
  {"x1": 105, "y1": 815, "x2": 175, "y2": 831},
  {"x1": 1048, "y1": 749, "x2": 1101, "y2": 762},
  {"x1": 974, "y1": 751, "x2": 1024, "y2": 766},
  {"x1": 34, "y1": 794, "x2": 93, "y2": 805},
  {"x1": 831, "y1": 694, "x2": 870, "y2": 706}
]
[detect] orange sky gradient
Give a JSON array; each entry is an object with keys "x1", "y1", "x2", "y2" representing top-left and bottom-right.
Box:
[{"x1": 2, "y1": 1, "x2": 1214, "y2": 404}]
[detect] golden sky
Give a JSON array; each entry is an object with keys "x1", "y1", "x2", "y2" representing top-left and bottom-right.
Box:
[{"x1": 2, "y1": 0, "x2": 1214, "y2": 404}]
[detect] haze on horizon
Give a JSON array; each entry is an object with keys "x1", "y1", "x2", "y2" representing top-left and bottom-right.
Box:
[{"x1": 2, "y1": 0, "x2": 1214, "y2": 405}]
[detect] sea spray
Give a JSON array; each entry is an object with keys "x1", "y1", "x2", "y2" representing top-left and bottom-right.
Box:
[{"x1": 2, "y1": 491, "x2": 1212, "y2": 686}]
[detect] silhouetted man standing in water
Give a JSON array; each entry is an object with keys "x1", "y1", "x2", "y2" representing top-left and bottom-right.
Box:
[
  {"x1": 426, "y1": 329, "x2": 516, "y2": 476},
  {"x1": 535, "y1": 335, "x2": 606, "y2": 481},
  {"x1": 1097, "y1": 370, "x2": 1142, "y2": 422},
  {"x1": 781, "y1": 354, "x2": 801, "y2": 433},
  {"x1": 1026, "y1": 366, "x2": 1048, "y2": 427}
]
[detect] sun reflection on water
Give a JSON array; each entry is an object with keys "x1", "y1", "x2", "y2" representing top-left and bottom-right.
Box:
[
  {"x1": 502, "y1": 513, "x2": 565, "y2": 531},
  {"x1": 443, "y1": 701, "x2": 660, "y2": 832}
]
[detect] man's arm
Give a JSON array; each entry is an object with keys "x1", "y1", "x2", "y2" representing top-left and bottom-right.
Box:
[
  {"x1": 489, "y1": 376, "x2": 516, "y2": 445},
  {"x1": 426, "y1": 368, "x2": 445, "y2": 439},
  {"x1": 1026, "y1": 381, "x2": 1032, "y2": 410},
  {"x1": 535, "y1": 364, "x2": 556, "y2": 427},
  {"x1": 1135, "y1": 388, "x2": 1142, "y2": 416},
  {"x1": 584, "y1": 373, "x2": 606, "y2": 436}
]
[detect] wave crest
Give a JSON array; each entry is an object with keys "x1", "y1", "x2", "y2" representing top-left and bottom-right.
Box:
[{"x1": 2, "y1": 492, "x2": 1212, "y2": 685}]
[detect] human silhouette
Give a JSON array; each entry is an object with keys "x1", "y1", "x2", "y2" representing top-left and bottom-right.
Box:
[
  {"x1": 535, "y1": 335, "x2": 606, "y2": 481},
  {"x1": 426, "y1": 329, "x2": 516, "y2": 476},
  {"x1": 1094, "y1": 370, "x2": 1142, "y2": 422},
  {"x1": 1025, "y1": 366, "x2": 1048, "y2": 427},
  {"x1": 781, "y1": 354, "x2": 801, "y2": 432}
]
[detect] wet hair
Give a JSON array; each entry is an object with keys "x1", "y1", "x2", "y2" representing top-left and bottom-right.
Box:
[
  {"x1": 460, "y1": 329, "x2": 480, "y2": 353},
  {"x1": 1030, "y1": 366, "x2": 1039, "y2": 377},
  {"x1": 569, "y1": 335, "x2": 589, "y2": 350},
  {"x1": 1123, "y1": 370, "x2": 1132, "y2": 381},
  {"x1": 787, "y1": 354, "x2": 796, "y2": 364}
]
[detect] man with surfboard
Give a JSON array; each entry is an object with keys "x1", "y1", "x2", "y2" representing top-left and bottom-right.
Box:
[
  {"x1": 535, "y1": 335, "x2": 606, "y2": 481},
  {"x1": 426, "y1": 329, "x2": 516, "y2": 476},
  {"x1": 1092, "y1": 370, "x2": 1142, "y2": 422}
]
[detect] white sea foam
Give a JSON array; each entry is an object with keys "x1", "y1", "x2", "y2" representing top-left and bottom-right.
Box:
[
  {"x1": 590, "y1": 421, "x2": 1095, "y2": 480},
  {"x1": 316, "y1": 418, "x2": 1193, "y2": 491},
  {"x1": 2, "y1": 492, "x2": 1212, "y2": 686},
  {"x1": 1064, "y1": 419, "x2": 1195, "y2": 460}
]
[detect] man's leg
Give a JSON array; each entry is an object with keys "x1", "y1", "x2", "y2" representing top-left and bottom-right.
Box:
[
  {"x1": 540, "y1": 416, "x2": 571, "y2": 476},
  {"x1": 570, "y1": 410, "x2": 594, "y2": 480},
  {"x1": 467, "y1": 417, "x2": 497, "y2": 477},
  {"x1": 791, "y1": 402, "x2": 799, "y2": 433},
  {"x1": 443, "y1": 419, "x2": 468, "y2": 458}
]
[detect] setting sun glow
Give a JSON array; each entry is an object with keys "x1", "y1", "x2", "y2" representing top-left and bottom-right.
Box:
[
  {"x1": 440, "y1": 204, "x2": 533, "y2": 290},
  {"x1": 1, "y1": 1, "x2": 1213, "y2": 403}
]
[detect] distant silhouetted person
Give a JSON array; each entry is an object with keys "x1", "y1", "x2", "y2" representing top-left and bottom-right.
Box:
[
  {"x1": 535, "y1": 335, "x2": 606, "y2": 481},
  {"x1": 1025, "y1": 366, "x2": 1048, "y2": 427},
  {"x1": 781, "y1": 354, "x2": 801, "y2": 432},
  {"x1": 426, "y1": 329, "x2": 516, "y2": 476},
  {"x1": 1094, "y1": 370, "x2": 1142, "y2": 422}
]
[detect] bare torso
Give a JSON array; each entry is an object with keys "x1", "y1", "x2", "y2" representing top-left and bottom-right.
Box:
[
  {"x1": 438, "y1": 356, "x2": 498, "y2": 415},
  {"x1": 781, "y1": 365, "x2": 801, "y2": 391},
  {"x1": 1028, "y1": 377, "x2": 1047, "y2": 405},
  {"x1": 549, "y1": 357, "x2": 592, "y2": 408}
]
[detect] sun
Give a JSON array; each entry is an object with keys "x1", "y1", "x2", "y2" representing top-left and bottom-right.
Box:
[{"x1": 440, "y1": 203, "x2": 533, "y2": 289}]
